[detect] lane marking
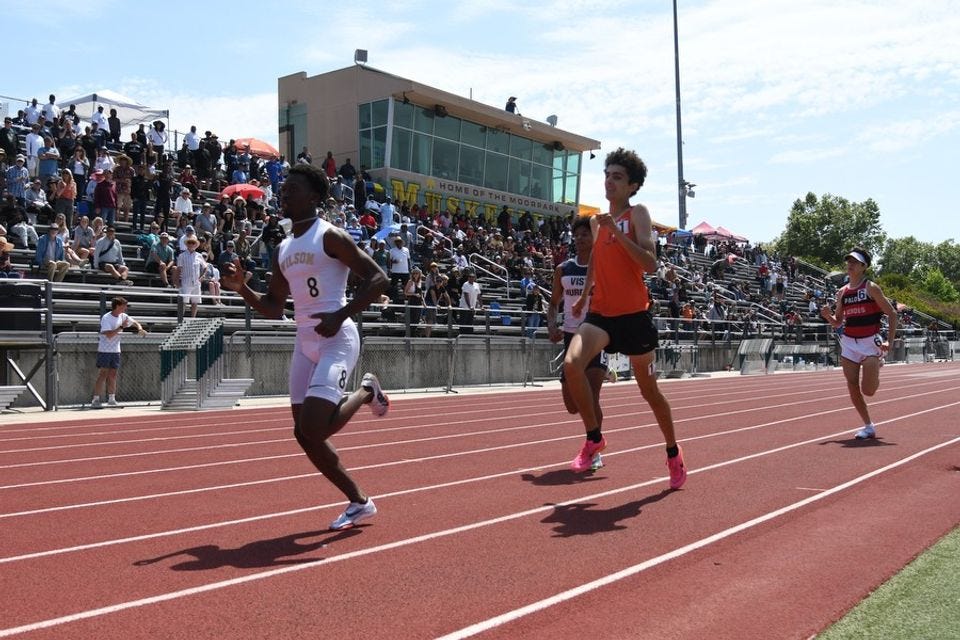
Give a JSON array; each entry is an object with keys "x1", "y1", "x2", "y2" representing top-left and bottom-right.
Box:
[
  {"x1": 2, "y1": 383, "x2": 956, "y2": 518},
  {"x1": 2, "y1": 408, "x2": 957, "y2": 638},
  {"x1": 3, "y1": 375, "x2": 955, "y2": 472},
  {"x1": 2, "y1": 396, "x2": 958, "y2": 565},
  {"x1": 436, "y1": 432, "x2": 960, "y2": 640}
]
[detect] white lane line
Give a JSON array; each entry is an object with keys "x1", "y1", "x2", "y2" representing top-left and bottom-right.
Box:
[
  {"x1": 2, "y1": 396, "x2": 958, "y2": 566},
  {"x1": 2, "y1": 406, "x2": 957, "y2": 639},
  {"x1": 795, "y1": 487, "x2": 826, "y2": 492},
  {"x1": 2, "y1": 382, "x2": 955, "y2": 517},
  {"x1": 436, "y1": 432, "x2": 960, "y2": 640},
  {"x1": 3, "y1": 374, "x2": 954, "y2": 471}
]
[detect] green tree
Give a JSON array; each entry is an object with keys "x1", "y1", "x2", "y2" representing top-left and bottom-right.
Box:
[
  {"x1": 919, "y1": 268, "x2": 960, "y2": 302},
  {"x1": 932, "y1": 240, "x2": 960, "y2": 284},
  {"x1": 776, "y1": 192, "x2": 886, "y2": 265},
  {"x1": 877, "y1": 236, "x2": 933, "y2": 279}
]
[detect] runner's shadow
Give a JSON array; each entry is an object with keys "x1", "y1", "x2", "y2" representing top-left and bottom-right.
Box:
[
  {"x1": 819, "y1": 437, "x2": 896, "y2": 448},
  {"x1": 132, "y1": 528, "x2": 362, "y2": 571},
  {"x1": 541, "y1": 489, "x2": 672, "y2": 537},
  {"x1": 520, "y1": 468, "x2": 604, "y2": 486}
]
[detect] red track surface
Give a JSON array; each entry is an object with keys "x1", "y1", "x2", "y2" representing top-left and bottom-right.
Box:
[{"x1": 2, "y1": 363, "x2": 959, "y2": 639}]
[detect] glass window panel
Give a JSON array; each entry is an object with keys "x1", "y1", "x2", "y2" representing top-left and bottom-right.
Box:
[
  {"x1": 509, "y1": 135, "x2": 532, "y2": 161},
  {"x1": 434, "y1": 115, "x2": 461, "y2": 141},
  {"x1": 371, "y1": 126, "x2": 387, "y2": 169},
  {"x1": 372, "y1": 100, "x2": 389, "y2": 127},
  {"x1": 359, "y1": 129, "x2": 372, "y2": 170},
  {"x1": 390, "y1": 128, "x2": 412, "y2": 172},
  {"x1": 530, "y1": 164, "x2": 551, "y2": 200},
  {"x1": 531, "y1": 142, "x2": 554, "y2": 166},
  {"x1": 358, "y1": 103, "x2": 371, "y2": 130},
  {"x1": 432, "y1": 138, "x2": 459, "y2": 179},
  {"x1": 411, "y1": 133, "x2": 433, "y2": 175},
  {"x1": 414, "y1": 107, "x2": 435, "y2": 134},
  {"x1": 484, "y1": 152, "x2": 508, "y2": 191},
  {"x1": 566, "y1": 152, "x2": 581, "y2": 174},
  {"x1": 486, "y1": 129, "x2": 509, "y2": 154},
  {"x1": 461, "y1": 121, "x2": 485, "y2": 147},
  {"x1": 565, "y1": 174, "x2": 579, "y2": 203},
  {"x1": 393, "y1": 101, "x2": 414, "y2": 129},
  {"x1": 458, "y1": 145, "x2": 484, "y2": 186},
  {"x1": 553, "y1": 168, "x2": 565, "y2": 203},
  {"x1": 553, "y1": 151, "x2": 566, "y2": 172},
  {"x1": 507, "y1": 159, "x2": 531, "y2": 196}
]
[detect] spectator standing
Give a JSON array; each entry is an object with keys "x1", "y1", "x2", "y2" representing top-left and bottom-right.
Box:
[
  {"x1": 147, "y1": 122, "x2": 167, "y2": 161},
  {"x1": 7, "y1": 156, "x2": 29, "y2": 205},
  {"x1": 458, "y1": 270, "x2": 482, "y2": 330},
  {"x1": 176, "y1": 234, "x2": 207, "y2": 317},
  {"x1": 403, "y1": 267, "x2": 424, "y2": 328},
  {"x1": 130, "y1": 164, "x2": 150, "y2": 231},
  {"x1": 296, "y1": 146, "x2": 311, "y2": 164},
  {"x1": 107, "y1": 109, "x2": 121, "y2": 144},
  {"x1": 24, "y1": 98, "x2": 42, "y2": 126},
  {"x1": 52, "y1": 170, "x2": 76, "y2": 228},
  {"x1": 93, "y1": 169, "x2": 118, "y2": 226},
  {"x1": 90, "y1": 296, "x2": 146, "y2": 408},
  {"x1": 25, "y1": 124, "x2": 44, "y2": 178},
  {"x1": 153, "y1": 165, "x2": 174, "y2": 230},
  {"x1": 388, "y1": 236, "x2": 411, "y2": 298},
  {"x1": 0, "y1": 117, "x2": 19, "y2": 160},
  {"x1": 322, "y1": 151, "x2": 337, "y2": 179},
  {"x1": 124, "y1": 133, "x2": 144, "y2": 166},
  {"x1": 91, "y1": 106, "x2": 108, "y2": 131}
]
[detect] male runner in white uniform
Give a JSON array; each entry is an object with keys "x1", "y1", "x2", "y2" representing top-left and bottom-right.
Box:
[{"x1": 222, "y1": 163, "x2": 390, "y2": 530}]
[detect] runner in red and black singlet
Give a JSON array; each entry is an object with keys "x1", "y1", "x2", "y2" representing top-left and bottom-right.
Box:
[{"x1": 821, "y1": 247, "x2": 898, "y2": 439}]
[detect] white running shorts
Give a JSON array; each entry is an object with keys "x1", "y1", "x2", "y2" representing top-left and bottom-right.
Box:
[
  {"x1": 180, "y1": 284, "x2": 202, "y2": 305},
  {"x1": 289, "y1": 319, "x2": 360, "y2": 405},
  {"x1": 839, "y1": 333, "x2": 883, "y2": 364}
]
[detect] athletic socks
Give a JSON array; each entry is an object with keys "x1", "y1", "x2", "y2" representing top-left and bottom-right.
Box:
[
  {"x1": 586, "y1": 428, "x2": 603, "y2": 443},
  {"x1": 666, "y1": 444, "x2": 680, "y2": 458},
  {"x1": 108, "y1": 394, "x2": 116, "y2": 403}
]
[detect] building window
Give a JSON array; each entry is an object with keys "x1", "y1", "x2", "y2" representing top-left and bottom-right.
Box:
[
  {"x1": 507, "y1": 158, "x2": 532, "y2": 196},
  {"x1": 372, "y1": 126, "x2": 387, "y2": 169},
  {"x1": 458, "y1": 145, "x2": 484, "y2": 186},
  {"x1": 411, "y1": 133, "x2": 433, "y2": 175},
  {"x1": 414, "y1": 107, "x2": 435, "y2": 134},
  {"x1": 461, "y1": 121, "x2": 485, "y2": 148},
  {"x1": 372, "y1": 100, "x2": 389, "y2": 128},
  {"x1": 391, "y1": 127, "x2": 412, "y2": 172},
  {"x1": 432, "y1": 138, "x2": 459, "y2": 180},
  {"x1": 486, "y1": 129, "x2": 509, "y2": 154},
  {"x1": 393, "y1": 101, "x2": 414, "y2": 129},
  {"x1": 434, "y1": 115, "x2": 461, "y2": 141},
  {"x1": 484, "y1": 152, "x2": 508, "y2": 191},
  {"x1": 359, "y1": 103, "x2": 372, "y2": 130}
]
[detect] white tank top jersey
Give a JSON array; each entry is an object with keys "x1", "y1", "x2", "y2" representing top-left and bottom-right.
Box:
[
  {"x1": 277, "y1": 218, "x2": 349, "y2": 327},
  {"x1": 559, "y1": 257, "x2": 590, "y2": 334}
]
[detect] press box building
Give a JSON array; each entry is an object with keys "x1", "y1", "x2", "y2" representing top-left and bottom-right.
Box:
[{"x1": 278, "y1": 64, "x2": 600, "y2": 220}]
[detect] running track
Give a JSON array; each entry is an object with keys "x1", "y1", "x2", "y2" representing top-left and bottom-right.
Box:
[{"x1": 2, "y1": 363, "x2": 959, "y2": 639}]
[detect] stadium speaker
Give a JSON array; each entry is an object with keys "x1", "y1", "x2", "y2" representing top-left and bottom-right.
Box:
[
  {"x1": 552, "y1": 141, "x2": 564, "y2": 151},
  {"x1": 546, "y1": 115, "x2": 558, "y2": 127},
  {"x1": 434, "y1": 104, "x2": 448, "y2": 118}
]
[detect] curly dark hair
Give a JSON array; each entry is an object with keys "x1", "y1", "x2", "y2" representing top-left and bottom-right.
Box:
[
  {"x1": 605, "y1": 147, "x2": 647, "y2": 195},
  {"x1": 288, "y1": 163, "x2": 330, "y2": 201}
]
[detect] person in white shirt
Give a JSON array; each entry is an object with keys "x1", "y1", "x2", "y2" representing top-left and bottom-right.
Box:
[
  {"x1": 147, "y1": 123, "x2": 167, "y2": 160},
  {"x1": 91, "y1": 106, "x2": 108, "y2": 131},
  {"x1": 458, "y1": 269, "x2": 482, "y2": 330},
  {"x1": 176, "y1": 234, "x2": 207, "y2": 317},
  {"x1": 94, "y1": 148, "x2": 115, "y2": 173},
  {"x1": 452, "y1": 246, "x2": 469, "y2": 270},
  {"x1": 24, "y1": 98, "x2": 42, "y2": 126},
  {"x1": 173, "y1": 189, "x2": 194, "y2": 219},
  {"x1": 91, "y1": 296, "x2": 146, "y2": 408},
  {"x1": 42, "y1": 95, "x2": 61, "y2": 124},
  {"x1": 388, "y1": 235, "x2": 410, "y2": 298},
  {"x1": 379, "y1": 198, "x2": 396, "y2": 228},
  {"x1": 24, "y1": 124, "x2": 44, "y2": 178}
]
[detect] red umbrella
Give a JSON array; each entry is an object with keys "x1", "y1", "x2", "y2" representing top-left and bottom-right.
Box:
[
  {"x1": 233, "y1": 137, "x2": 280, "y2": 160},
  {"x1": 220, "y1": 183, "x2": 265, "y2": 200}
]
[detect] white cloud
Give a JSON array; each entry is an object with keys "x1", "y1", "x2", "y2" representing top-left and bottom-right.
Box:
[{"x1": 770, "y1": 147, "x2": 848, "y2": 164}]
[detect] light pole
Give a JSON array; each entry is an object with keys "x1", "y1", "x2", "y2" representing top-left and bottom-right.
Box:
[{"x1": 673, "y1": 0, "x2": 692, "y2": 229}]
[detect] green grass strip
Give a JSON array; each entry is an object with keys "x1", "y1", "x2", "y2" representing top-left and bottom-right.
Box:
[{"x1": 818, "y1": 526, "x2": 960, "y2": 639}]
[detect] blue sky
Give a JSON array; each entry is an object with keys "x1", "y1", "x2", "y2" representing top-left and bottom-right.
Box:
[{"x1": 5, "y1": 0, "x2": 957, "y2": 245}]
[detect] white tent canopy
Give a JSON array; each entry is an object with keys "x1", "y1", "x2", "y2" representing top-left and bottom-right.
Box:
[{"x1": 59, "y1": 89, "x2": 168, "y2": 129}]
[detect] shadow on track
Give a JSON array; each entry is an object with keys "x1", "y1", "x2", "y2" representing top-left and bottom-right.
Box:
[
  {"x1": 540, "y1": 489, "x2": 673, "y2": 537},
  {"x1": 520, "y1": 467, "x2": 606, "y2": 486},
  {"x1": 818, "y1": 437, "x2": 897, "y2": 448},
  {"x1": 132, "y1": 528, "x2": 362, "y2": 570}
]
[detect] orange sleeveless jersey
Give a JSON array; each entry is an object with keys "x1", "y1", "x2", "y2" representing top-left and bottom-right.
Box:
[{"x1": 590, "y1": 209, "x2": 650, "y2": 316}]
